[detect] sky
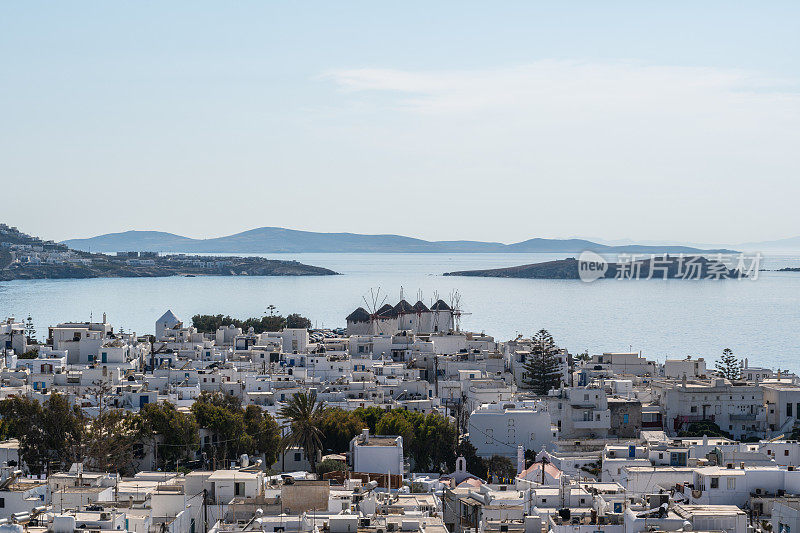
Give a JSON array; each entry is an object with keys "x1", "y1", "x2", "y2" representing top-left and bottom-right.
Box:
[{"x1": 2, "y1": 1, "x2": 799, "y2": 244}]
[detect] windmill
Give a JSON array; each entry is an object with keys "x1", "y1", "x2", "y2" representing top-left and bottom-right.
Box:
[
  {"x1": 412, "y1": 289, "x2": 428, "y2": 332},
  {"x1": 430, "y1": 290, "x2": 441, "y2": 333},
  {"x1": 362, "y1": 287, "x2": 389, "y2": 335},
  {"x1": 449, "y1": 290, "x2": 471, "y2": 332}
]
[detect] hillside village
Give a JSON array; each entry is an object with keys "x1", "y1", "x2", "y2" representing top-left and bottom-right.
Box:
[
  {"x1": 0, "y1": 302, "x2": 799, "y2": 533},
  {"x1": 0, "y1": 225, "x2": 336, "y2": 280}
]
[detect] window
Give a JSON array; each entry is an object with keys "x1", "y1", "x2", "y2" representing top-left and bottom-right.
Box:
[
  {"x1": 788, "y1": 403, "x2": 793, "y2": 417},
  {"x1": 690, "y1": 406, "x2": 697, "y2": 413},
  {"x1": 294, "y1": 452, "x2": 302, "y2": 462},
  {"x1": 0, "y1": 498, "x2": 4, "y2": 508},
  {"x1": 710, "y1": 477, "x2": 719, "y2": 489},
  {"x1": 235, "y1": 482, "x2": 245, "y2": 496},
  {"x1": 786, "y1": 450, "x2": 790, "y2": 456},
  {"x1": 485, "y1": 429, "x2": 494, "y2": 444},
  {"x1": 623, "y1": 414, "x2": 629, "y2": 423},
  {"x1": 727, "y1": 477, "x2": 736, "y2": 490}
]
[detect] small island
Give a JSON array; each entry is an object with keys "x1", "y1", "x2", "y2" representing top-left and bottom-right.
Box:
[
  {"x1": 444, "y1": 256, "x2": 743, "y2": 280},
  {"x1": 0, "y1": 224, "x2": 338, "y2": 280}
]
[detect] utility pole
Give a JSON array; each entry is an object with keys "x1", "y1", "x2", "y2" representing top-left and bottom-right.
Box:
[{"x1": 202, "y1": 488, "x2": 208, "y2": 533}]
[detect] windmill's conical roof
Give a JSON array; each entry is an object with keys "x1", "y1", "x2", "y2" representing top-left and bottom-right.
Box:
[
  {"x1": 157, "y1": 310, "x2": 180, "y2": 324},
  {"x1": 431, "y1": 299, "x2": 452, "y2": 311},
  {"x1": 376, "y1": 303, "x2": 395, "y2": 317},
  {"x1": 346, "y1": 307, "x2": 371, "y2": 323},
  {"x1": 393, "y1": 300, "x2": 415, "y2": 315}
]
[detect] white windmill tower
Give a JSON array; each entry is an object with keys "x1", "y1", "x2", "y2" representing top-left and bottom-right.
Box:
[{"x1": 362, "y1": 287, "x2": 389, "y2": 335}]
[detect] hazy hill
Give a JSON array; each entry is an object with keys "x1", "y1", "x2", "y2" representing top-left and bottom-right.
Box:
[
  {"x1": 63, "y1": 227, "x2": 738, "y2": 254},
  {"x1": 444, "y1": 256, "x2": 742, "y2": 280},
  {"x1": 735, "y1": 236, "x2": 800, "y2": 251}
]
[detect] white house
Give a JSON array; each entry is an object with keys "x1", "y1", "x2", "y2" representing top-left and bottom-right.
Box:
[
  {"x1": 468, "y1": 402, "x2": 554, "y2": 458},
  {"x1": 773, "y1": 501, "x2": 800, "y2": 533},
  {"x1": 546, "y1": 386, "x2": 611, "y2": 439},
  {"x1": 664, "y1": 357, "x2": 707, "y2": 380},
  {"x1": 350, "y1": 429, "x2": 403, "y2": 476},
  {"x1": 655, "y1": 377, "x2": 766, "y2": 439}
]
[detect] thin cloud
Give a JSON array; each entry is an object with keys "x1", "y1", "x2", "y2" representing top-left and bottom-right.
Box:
[{"x1": 322, "y1": 61, "x2": 800, "y2": 118}]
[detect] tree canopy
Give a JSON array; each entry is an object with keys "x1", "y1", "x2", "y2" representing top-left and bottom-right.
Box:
[
  {"x1": 192, "y1": 312, "x2": 312, "y2": 334},
  {"x1": 715, "y1": 348, "x2": 742, "y2": 381},
  {"x1": 522, "y1": 329, "x2": 563, "y2": 394}
]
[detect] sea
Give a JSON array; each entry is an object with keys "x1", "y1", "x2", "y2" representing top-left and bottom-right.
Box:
[{"x1": 1, "y1": 252, "x2": 799, "y2": 372}]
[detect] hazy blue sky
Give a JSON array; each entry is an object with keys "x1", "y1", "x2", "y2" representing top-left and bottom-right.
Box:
[{"x1": 2, "y1": 2, "x2": 798, "y2": 244}]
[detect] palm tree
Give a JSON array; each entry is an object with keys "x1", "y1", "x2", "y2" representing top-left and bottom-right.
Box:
[
  {"x1": 266, "y1": 305, "x2": 277, "y2": 316},
  {"x1": 277, "y1": 391, "x2": 325, "y2": 472}
]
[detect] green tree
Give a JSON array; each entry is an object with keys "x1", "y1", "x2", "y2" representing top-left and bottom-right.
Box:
[
  {"x1": 19, "y1": 348, "x2": 39, "y2": 359},
  {"x1": 375, "y1": 411, "x2": 415, "y2": 457},
  {"x1": 243, "y1": 405, "x2": 281, "y2": 466},
  {"x1": 485, "y1": 455, "x2": 516, "y2": 481},
  {"x1": 286, "y1": 313, "x2": 312, "y2": 329},
  {"x1": 191, "y1": 392, "x2": 249, "y2": 467},
  {"x1": 715, "y1": 348, "x2": 742, "y2": 381},
  {"x1": 522, "y1": 329, "x2": 563, "y2": 394},
  {"x1": 318, "y1": 408, "x2": 365, "y2": 453},
  {"x1": 24, "y1": 315, "x2": 36, "y2": 343},
  {"x1": 136, "y1": 401, "x2": 200, "y2": 470},
  {"x1": 353, "y1": 406, "x2": 388, "y2": 433},
  {"x1": 410, "y1": 412, "x2": 457, "y2": 472},
  {"x1": 85, "y1": 409, "x2": 138, "y2": 474},
  {"x1": 677, "y1": 420, "x2": 732, "y2": 439},
  {"x1": 0, "y1": 394, "x2": 84, "y2": 475},
  {"x1": 192, "y1": 314, "x2": 289, "y2": 334},
  {"x1": 316, "y1": 458, "x2": 348, "y2": 476},
  {"x1": 277, "y1": 392, "x2": 325, "y2": 473}
]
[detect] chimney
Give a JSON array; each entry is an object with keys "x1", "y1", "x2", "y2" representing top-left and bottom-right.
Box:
[{"x1": 362, "y1": 428, "x2": 370, "y2": 444}]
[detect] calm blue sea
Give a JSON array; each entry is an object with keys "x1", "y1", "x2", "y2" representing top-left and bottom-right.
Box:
[{"x1": 1, "y1": 252, "x2": 799, "y2": 371}]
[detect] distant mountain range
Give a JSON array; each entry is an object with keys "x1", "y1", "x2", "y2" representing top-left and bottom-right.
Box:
[{"x1": 62, "y1": 227, "x2": 739, "y2": 254}]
